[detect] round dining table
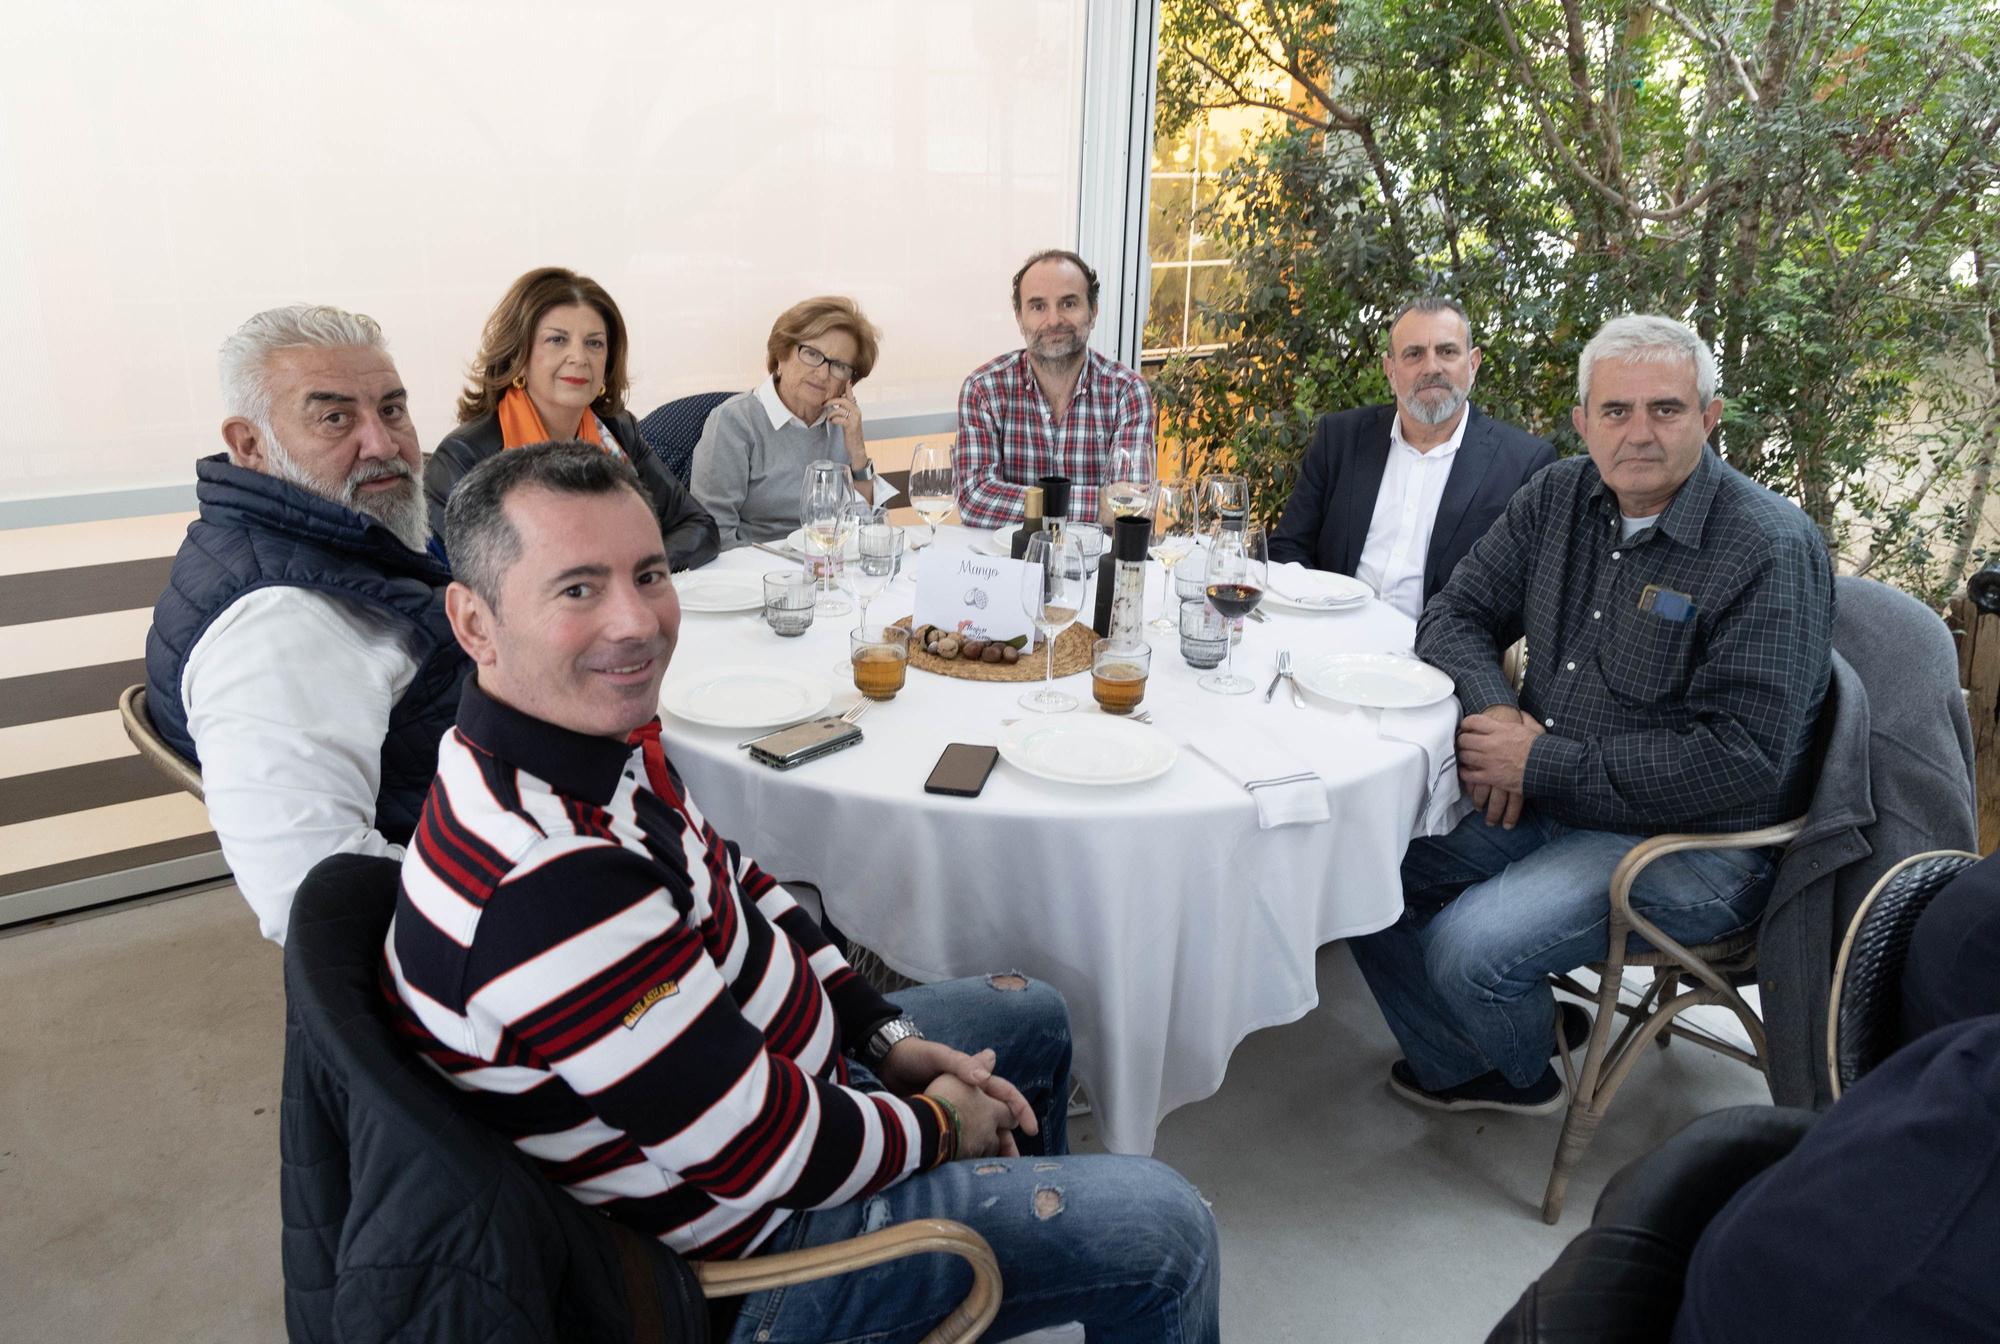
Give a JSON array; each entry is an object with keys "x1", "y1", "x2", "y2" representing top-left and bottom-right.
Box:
[{"x1": 659, "y1": 526, "x2": 1464, "y2": 1153}]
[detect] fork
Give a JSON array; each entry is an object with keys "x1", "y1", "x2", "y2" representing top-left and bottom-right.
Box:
[
  {"x1": 1001, "y1": 709, "x2": 1152, "y2": 727},
  {"x1": 1265, "y1": 650, "x2": 1291, "y2": 703},
  {"x1": 736, "y1": 699, "x2": 868, "y2": 749}
]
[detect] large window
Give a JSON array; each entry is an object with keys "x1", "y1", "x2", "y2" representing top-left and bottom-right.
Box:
[{"x1": 1142, "y1": 110, "x2": 1264, "y2": 358}]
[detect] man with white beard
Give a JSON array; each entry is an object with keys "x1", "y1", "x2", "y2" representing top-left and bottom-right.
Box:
[
  {"x1": 1270, "y1": 297, "x2": 1555, "y2": 621},
  {"x1": 145, "y1": 305, "x2": 468, "y2": 945}
]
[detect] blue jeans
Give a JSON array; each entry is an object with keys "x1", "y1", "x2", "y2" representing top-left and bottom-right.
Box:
[
  {"x1": 1349, "y1": 809, "x2": 1776, "y2": 1091},
  {"x1": 726, "y1": 975, "x2": 1221, "y2": 1344}
]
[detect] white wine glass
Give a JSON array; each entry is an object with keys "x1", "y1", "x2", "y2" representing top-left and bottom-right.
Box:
[
  {"x1": 1204, "y1": 473, "x2": 1248, "y2": 532},
  {"x1": 843, "y1": 510, "x2": 903, "y2": 632},
  {"x1": 1200, "y1": 524, "x2": 1267, "y2": 695},
  {"x1": 907, "y1": 442, "x2": 955, "y2": 552},
  {"x1": 1147, "y1": 478, "x2": 1195, "y2": 633},
  {"x1": 1104, "y1": 442, "x2": 1157, "y2": 522},
  {"x1": 800, "y1": 459, "x2": 854, "y2": 616},
  {"x1": 1018, "y1": 530, "x2": 1087, "y2": 713}
]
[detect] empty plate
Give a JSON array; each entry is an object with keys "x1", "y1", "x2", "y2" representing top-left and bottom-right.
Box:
[
  {"x1": 1291, "y1": 653, "x2": 1455, "y2": 709},
  {"x1": 661, "y1": 666, "x2": 832, "y2": 728},
  {"x1": 971, "y1": 525, "x2": 1020, "y2": 557},
  {"x1": 1262, "y1": 570, "x2": 1373, "y2": 612},
  {"x1": 673, "y1": 571, "x2": 768, "y2": 613},
  {"x1": 997, "y1": 717, "x2": 1179, "y2": 786}
]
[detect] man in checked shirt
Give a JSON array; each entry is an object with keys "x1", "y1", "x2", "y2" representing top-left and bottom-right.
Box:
[
  {"x1": 954, "y1": 249, "x2": 1157, "y2": 527},
  {"x1": 1351, "y1": 314, "x2": 1835, "y2": 1115}
]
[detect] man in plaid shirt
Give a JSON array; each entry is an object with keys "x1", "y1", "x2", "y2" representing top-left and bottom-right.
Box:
[
  {"x1": 955, "y1": 250, "x2": 1156, "y2": 527},
  {"x1": 1351, "y1": 315, "x2": 1834, "y2": 1116}
]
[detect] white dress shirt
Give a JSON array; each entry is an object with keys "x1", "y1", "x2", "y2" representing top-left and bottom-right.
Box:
[
  {"x1": 1354, "y1": 408, "x2": 1473, "y2": 621},
  {"x1": 182, "y1": 586, "x2": 423, "y2": 945}
]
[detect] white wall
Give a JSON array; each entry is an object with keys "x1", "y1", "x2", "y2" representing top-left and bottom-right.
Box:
[{"x1": 0, "y1": 0, "x2": 1087, "y2": 502}]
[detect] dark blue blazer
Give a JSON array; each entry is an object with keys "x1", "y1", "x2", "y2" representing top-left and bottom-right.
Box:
[{"x1": 1269, "y1": 404, "x2": 1556, "y2": 608}]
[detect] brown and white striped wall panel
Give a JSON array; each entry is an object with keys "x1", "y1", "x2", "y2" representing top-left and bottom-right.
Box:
[{"x1": 0, "y1": 513, "x2": 225, "y2": 925}]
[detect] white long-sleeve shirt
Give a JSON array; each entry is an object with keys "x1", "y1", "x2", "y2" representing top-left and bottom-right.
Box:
[
  {"x1": 1353, "y1": 409, "x2": 1471, "y2": 621},
  {"x1": 181, "y1": 586, "x2": 423, "y2": 944}
]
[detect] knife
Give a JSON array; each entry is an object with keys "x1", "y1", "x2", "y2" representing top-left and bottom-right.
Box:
[
  {"x1": 753, "y1": 541, "x2": 804, "y2": 562},
  {"x1": 1263, "y1": 667, "x2": 1285, "y2": 702}
]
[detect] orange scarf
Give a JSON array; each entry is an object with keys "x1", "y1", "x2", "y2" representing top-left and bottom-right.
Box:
[{"x1": 497, "y1": 385, "x2": 607, "y2": 451}]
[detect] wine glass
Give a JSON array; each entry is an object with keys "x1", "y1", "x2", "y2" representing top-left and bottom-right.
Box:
[
  {"x1": 1200, "y1": 524, "x2": 1267, "y2": 694},
  {"x1": 907, "y1": 442, "x2": 955, "y2": 551},
  {"x1": 1104, "y1": 442, "x2": 1157, "y2": 522},
  {"x1": 800, "y1": 459, "x2": 854, "y2": 615},
  {"x1": 1147, "y1": 478, "x2": 1195, "y2": 632},
  {"x1": 1018, "y1": 530, "x2": 1088, "y2": 713},
  {"x1": 1204, "y1": 473, "x2": 1249, "y2": 532},
  {"x1": 843, "y1": 510, "x2": 903, "y2": 632}
]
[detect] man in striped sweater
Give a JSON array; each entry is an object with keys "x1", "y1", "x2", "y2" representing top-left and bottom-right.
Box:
[{"x1": 386, "y1": 443, "x2": 1219, "y2": 1343}]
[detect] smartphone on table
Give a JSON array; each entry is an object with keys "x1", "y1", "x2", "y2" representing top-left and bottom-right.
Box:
[{"x1": 925, "y1": 743, "x2": 999, "y2": 797}]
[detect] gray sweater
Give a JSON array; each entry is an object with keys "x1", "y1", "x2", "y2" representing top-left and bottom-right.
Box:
[{"x1": 690, "y1": 385, "x2": 848, "y2": 548}]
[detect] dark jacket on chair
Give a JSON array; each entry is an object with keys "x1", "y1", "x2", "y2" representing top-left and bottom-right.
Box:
[
  {"x1": 282, "y1": 852, "x2": 706, "y2": 1344},
  {"x1": 1268, "y1": 404, "x2": 1555, "y2": 607},
  {"x1": 144, "y1": 454, "x2": 467, "y2": 848},
  {"x1": 1755, "y1": 576, "x2": 1976, "y2": 1110},
  {"x1": 426, "y1": 409, "x2": 720, "y2": 571}
]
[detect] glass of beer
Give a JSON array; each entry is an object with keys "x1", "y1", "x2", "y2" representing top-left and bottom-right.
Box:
[
  {"x1": 849, "y1": 625, "x2": 910, "y2": 700},
  {"x1": 1092, "y1": 638, "x2": 1151, "y2": 715}
]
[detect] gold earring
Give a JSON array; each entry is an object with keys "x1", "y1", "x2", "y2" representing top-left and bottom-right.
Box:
[
  {"x1": 510, "y1": 372, "x2": 525, "y2": 390},
  {"x1": 596, "y1": 383, "x2": 606, "y2": 398}
]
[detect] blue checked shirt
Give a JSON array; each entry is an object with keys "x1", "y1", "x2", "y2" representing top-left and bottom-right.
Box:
[{"x1": 1415, "y1": 447, "x2": 1834, "y2": 834}]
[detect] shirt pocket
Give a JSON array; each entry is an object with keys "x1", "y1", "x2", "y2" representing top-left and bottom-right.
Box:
[{"x1": 1596, "y1": 610, "x2": 1698, "y2": 708}]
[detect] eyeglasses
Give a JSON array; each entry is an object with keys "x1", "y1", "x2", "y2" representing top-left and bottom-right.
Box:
[{"x1": 795, "y1": 343, "x2": 857, "y2": 384}]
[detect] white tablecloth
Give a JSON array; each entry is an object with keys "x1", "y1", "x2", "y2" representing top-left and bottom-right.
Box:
[{"x1": 660, "y1": 528, "x2": 1462, "y2": 1153}]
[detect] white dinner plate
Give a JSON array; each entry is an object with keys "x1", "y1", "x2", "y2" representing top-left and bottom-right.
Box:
[
  {"x1": 1292, "y1": 653, "x2": 1455, "y2": 709},
  {"x1": 971, "y1": 525, "x2": 1019, "y2": 557},
  {"x1": 1262, "y1": 571, "x2": 1374, "y2": 612},
  {"x1": 661, "y1": 666, "x2": 832, "y2": 728},
  {"x1": 785, "y1": 527, "x2": 860, "y2": 560},
  {"x1": 997, "y1": 717, "x2": 1179, "y2": 786},
  {"x1": 672, "y1": 571, "x2": 768, "y2": 613}
]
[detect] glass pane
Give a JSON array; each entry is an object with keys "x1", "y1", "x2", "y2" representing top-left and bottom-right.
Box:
[
  {"x1": 1186, "y1": 264, "x2": 1242, "y2": 347},
  {"x1": 1148, "y1": 176, "x2": 1193, "y2": 264},
  {"x1": 1145, "y1": 264, "x2": 1191, "y2": 353}
]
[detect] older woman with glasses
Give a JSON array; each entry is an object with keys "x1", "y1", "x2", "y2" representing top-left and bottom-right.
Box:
[
  {"x1": 691, "y1": 295, "x2": 890, "y2": 548},
  {"x1": 428, "y1": 266, "x2": 720, "y2": 570}
]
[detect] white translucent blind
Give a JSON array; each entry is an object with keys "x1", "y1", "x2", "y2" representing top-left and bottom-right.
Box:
[{"x1": 0, "y1": 0, "x2": 1085, "y2": 502}]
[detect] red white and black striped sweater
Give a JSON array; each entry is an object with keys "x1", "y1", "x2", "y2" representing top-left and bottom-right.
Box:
[{"x1": 383, "y1": 677, "x2": 942, "y2": 1259}]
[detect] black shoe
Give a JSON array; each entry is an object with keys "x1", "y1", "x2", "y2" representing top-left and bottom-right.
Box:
[
  {"x1": 1388, "y1": 1060, "x2": 1565, "y2": 1116},
  {"x1": 1556, "y1": 1002, "x2": 1592, "y2": 1057}
]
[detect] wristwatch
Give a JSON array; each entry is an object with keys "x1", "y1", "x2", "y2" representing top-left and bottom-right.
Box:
[{"x1": 862, "y1": 1015, "x2": 924, "y2": 1066}]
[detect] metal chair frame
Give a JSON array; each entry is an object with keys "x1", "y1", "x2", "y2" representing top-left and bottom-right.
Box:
[
  {"x1": 1541, "y1": 815, "x2": 1808, "y2": 1223},
  {"x1": 118, "y1": 684, "x2": 204, "y2": 800}
]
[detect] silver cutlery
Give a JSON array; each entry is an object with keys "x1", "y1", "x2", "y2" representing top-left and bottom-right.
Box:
[
  {"x1": 752, "y1": 541, "x2": 805, "y2": 563},
  {"x1": 1282, "y1": 655, "x2": 1307, "y2": 708},
  {"x1": 1263, "y1": 651, "x2": 1288, "y2": 703},
  {"x1": 1247, "y1": 607, "x2": 1270, "y2": 624},
  {"x1": 736, "y1": 699, "x2": 868, "y2": 749},
  {"x1": 1002, "y1": 709, "x2": 1152, "y2": 726}
]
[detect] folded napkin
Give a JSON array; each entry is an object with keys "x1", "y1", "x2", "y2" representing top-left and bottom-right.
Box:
[
  {"x1": 1184, "y1": 725, "x2": 1332, "y2": 829},
  {"x1": 1375, "y1": 705, "x2": 1469, "y2": 838}
]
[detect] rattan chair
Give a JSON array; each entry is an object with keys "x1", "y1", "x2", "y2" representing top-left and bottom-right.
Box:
[
  {"x1": 1825, "y1": 849, "x2": 1980, "y2": 1100},
  {"x1": 118, "y1": 683, "x2": 204, "y2": 800},
  {"x1": 1541, "y1": 815, "x2": 1808, "y2": 1223}
]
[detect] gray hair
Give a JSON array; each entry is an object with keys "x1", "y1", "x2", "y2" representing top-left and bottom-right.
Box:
[
  {"x1": 1577, "y1": 315, "x2": 1719, "y2": 407},
  {"x1": 1386, "y1": 295, "x2": 1473, "y2": 345},
  {"x1": 218, "y1": 304, "x2": 386, "y2": 427},
  {"x1": 445, "y1": 442, "x2": 651, "y2": 611}
]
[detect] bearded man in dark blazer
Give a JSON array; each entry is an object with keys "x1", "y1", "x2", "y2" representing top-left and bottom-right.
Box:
[{"x1": 1270, "y1": 298, "x2": 1556, "y2": 621}]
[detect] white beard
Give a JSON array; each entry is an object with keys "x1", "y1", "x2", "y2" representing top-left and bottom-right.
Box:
[{"x1": 262, "y1": 426, "x2": 432, "y2": 553}]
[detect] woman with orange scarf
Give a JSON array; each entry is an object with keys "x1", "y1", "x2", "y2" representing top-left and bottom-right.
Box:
[{"x1": 427, "y1": 267, "x2": 719, "y2": 570}]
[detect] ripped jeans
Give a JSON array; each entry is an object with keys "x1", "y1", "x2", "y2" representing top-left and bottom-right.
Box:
[{"x1": 725, "y1": 975, "x2": 1221, "y2": 1344}]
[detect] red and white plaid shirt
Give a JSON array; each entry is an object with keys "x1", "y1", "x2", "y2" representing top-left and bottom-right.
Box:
[{"x1": 954, "y1": 348, "x2": 1156, "y2": 528}]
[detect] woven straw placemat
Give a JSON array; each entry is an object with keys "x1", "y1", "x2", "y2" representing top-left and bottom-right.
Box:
[{"x1": 892, "y1": 616, "x2": 1092, "y2": 682}]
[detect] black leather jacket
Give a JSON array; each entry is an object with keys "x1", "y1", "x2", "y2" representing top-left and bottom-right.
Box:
[{"x1": 426, "y1": 409, "x2": 721, "y2": 572}]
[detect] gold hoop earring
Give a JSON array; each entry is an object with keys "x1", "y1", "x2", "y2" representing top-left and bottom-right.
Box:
[{"x1": 510, "y1": 372, "x2": 525, "y2": 390}]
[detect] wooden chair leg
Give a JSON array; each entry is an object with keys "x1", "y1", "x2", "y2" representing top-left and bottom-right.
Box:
[
  {"x1": 1653, "y1": 970, "x2": 1679, "y2": 1049},
  {"x1": 1543, "y1": 960, "x2": 1626, "y2": 1223}
]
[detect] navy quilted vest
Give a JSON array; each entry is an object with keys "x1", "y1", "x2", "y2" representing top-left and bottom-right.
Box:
[{"x1": 145, "y1": 455, "x2": 467, "y2": 846}]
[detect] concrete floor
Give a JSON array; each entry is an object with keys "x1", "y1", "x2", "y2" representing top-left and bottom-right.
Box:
[{"x1": 0, "y1": 885, "x2": 1771, "y2": 1342}]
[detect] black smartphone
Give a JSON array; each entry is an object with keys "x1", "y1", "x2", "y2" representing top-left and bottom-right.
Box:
[{"x1": 925, "y1": 743, "x2": 1000, "y2": 797}]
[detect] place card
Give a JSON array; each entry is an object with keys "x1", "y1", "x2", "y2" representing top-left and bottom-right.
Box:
[{"x1": 913, "y1": 549, "x2": 1036, "y2": 645}]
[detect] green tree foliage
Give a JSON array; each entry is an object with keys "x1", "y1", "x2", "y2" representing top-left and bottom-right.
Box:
[{"x1": 1154, "y1": 0, "x2": 2000, "y2": 602}]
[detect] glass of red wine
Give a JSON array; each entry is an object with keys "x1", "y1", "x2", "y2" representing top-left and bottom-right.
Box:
[{"x1": 1200, "y1": 522, "x2": 1266, "y2": 694}]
